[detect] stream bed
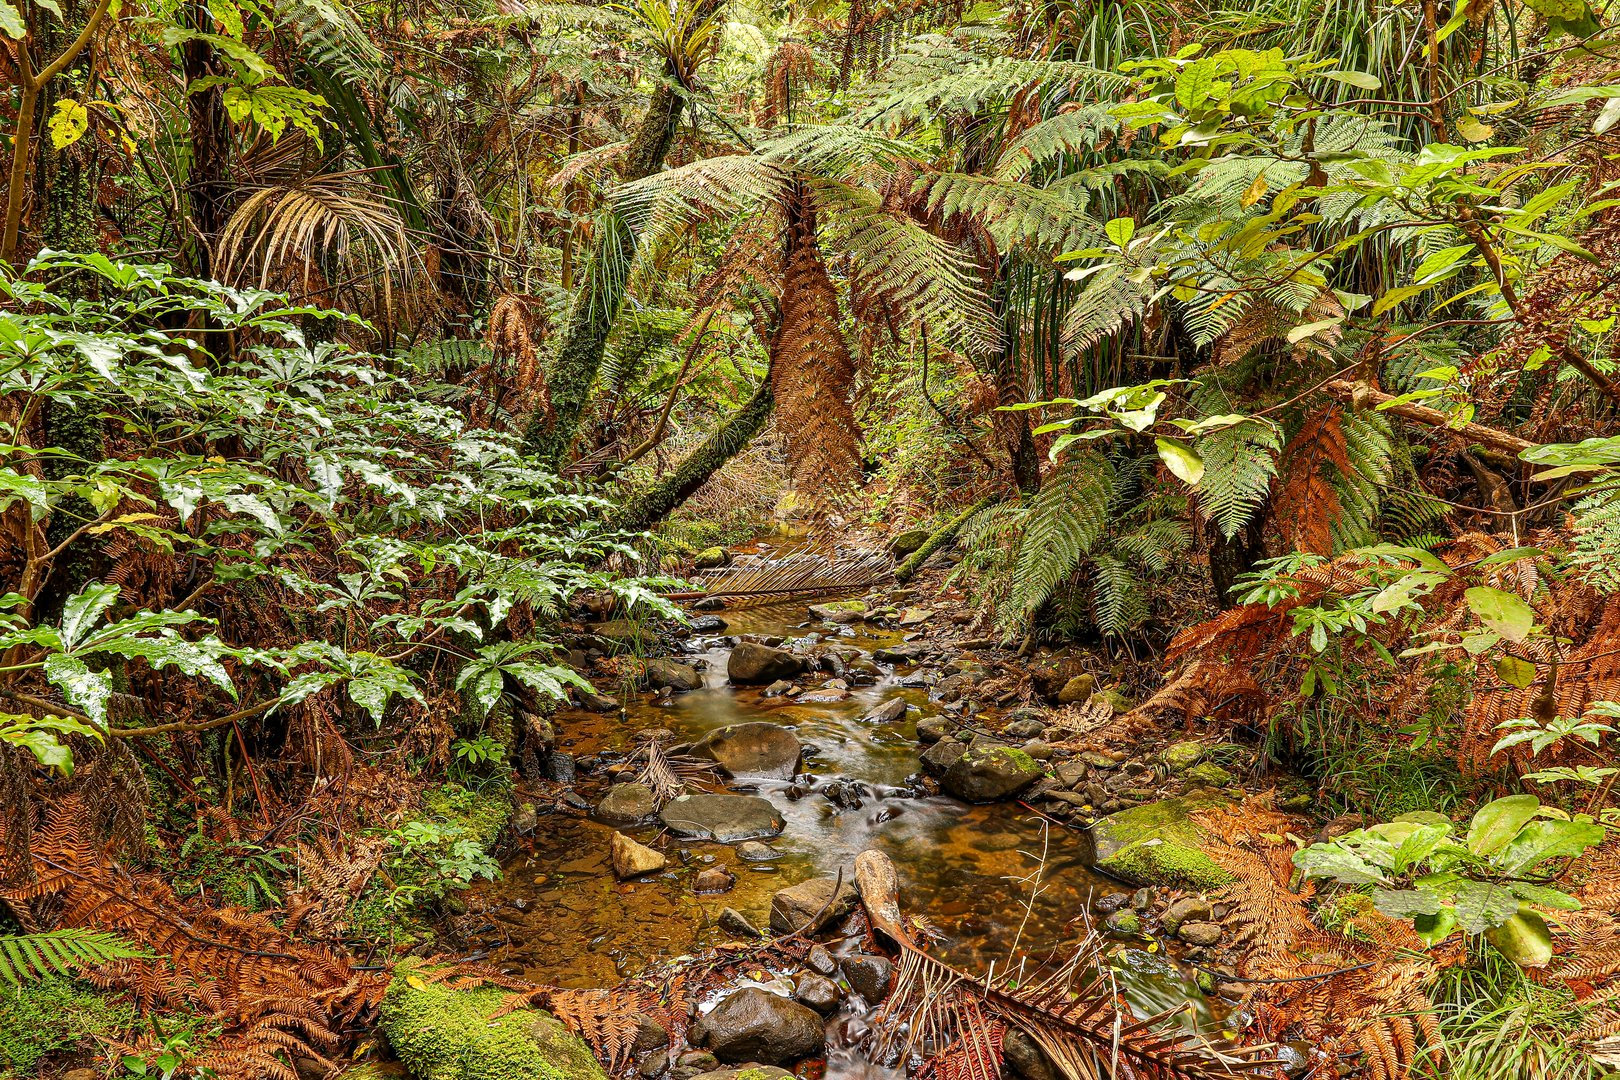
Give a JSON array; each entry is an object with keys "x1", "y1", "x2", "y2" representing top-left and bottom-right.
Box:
[{"x1": 472, "y1": 597, "x2": 1219, "y2": 1073}]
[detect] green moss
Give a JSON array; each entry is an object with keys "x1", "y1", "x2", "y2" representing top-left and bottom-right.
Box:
[
  {"x1": 0, "y1": 978, "x2": 135, "y2": 1076},
  {"x1": 1159, "y1": 741, "x2": 1206, "y2": 773},
  {"x1": 972, "y1": 746, "x2": 1039, "y2": 772},
  {"x1": 1091, "y1": 796, "x2": 1236, "y2": 891},
  {"x1": 379, "y1": 961, "x2": 608, "y2": 1080},
  {"x1": 422, "y1": 781, "x2": 513, "y2": 849},
  {"x1": 1184, "y1": 761, "x2": 1234, "y2": 788}
]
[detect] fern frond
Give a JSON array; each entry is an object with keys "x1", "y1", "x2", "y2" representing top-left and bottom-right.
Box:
[
  {"x1": 1091, "y1": 554, "x2": 1147, "y2": 637},
  {"x1": 993, "y1": 107, "x2": 1122, "y2": 181},
  {"x1": 921, "y1": 172, "x2": 1101, "y2": 253},
  {"x1": 0, "y1": 930, "x2": 148, "y2": 984},
  {"x1": 1196, "y1": 421, "x2": 1281, "y2": 539},
  {"x1": 1003, "y1": 455, "x2": 1114, "y2": 628},
  {"x1": 399, "y1": 338, "x2": 493, "y2": 377}
]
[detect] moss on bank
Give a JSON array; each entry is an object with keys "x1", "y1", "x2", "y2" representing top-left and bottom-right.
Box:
[
  {"x1": 1090, "y1": 795, "x2": 1236, "y2": 891},
  {"x1": 379, "y1": 960, "x2": 607, "y2": 1080},
  {"x1": 1, "y1": 978, "x2": 135, "y2": 1076}
]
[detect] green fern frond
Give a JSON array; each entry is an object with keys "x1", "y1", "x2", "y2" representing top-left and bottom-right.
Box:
[
  {"x1": 1002, "y1": 455, "x2": 1114, "y2": 628},
  {"x1": 1329, "y1": 410, "x2": 1395, "y2": 551},
  {"x1": 813, "y1": 180, "x2": 997, "y2": 355},
  {"x1": 922, "y1": 172, "x2": 1101, "y2": 253},
  {"x1": 0, "y1": 930, "x2": 148, "y2": 985},
  {"x1": 1571, "y1": 489, "x2": 1620, "y2": 592},
  {"x1": 399, "y1": 338, "x2": 493, "y2": 376},
  {"x1": 993, "y1": 107, "x2": 1122, "y2": 180},
  {"x1": 1196, "y1": 420, "x2": 1281, "y2": 539},
  {"x1": 1061, "y1": 265, "x2": 1151, "y2": 352},
  {"x1": 617, "y1": 155, "x2": 787, "y2": 246},
  {"x1": 1090, "y1": 554, "x2": 1147, "y2": 637}
]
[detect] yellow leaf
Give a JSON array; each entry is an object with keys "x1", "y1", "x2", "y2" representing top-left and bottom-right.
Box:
[
  {"x1": 48, "y1": 100, "x2": 88, "y2": 150},
  {"x1": 406, "y1": 975, "x2": 429, "y2": 991},
  {"x1": 1240, "y1": 172, "x2": 1268, "y2": 208},
  {"x1": 1455, "y1": 115, "x2": 1494, "y2": 143}
]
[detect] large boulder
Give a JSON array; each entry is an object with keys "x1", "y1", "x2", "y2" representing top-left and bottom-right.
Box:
[
  {"x1": 919, "y1": 736, "x2": 967, "y2": 776},
  {"x1": 769, "y1": 876, "x2": 857, "y2": 935},
  {"x1": 889, "y1": 529, "x2": 929, "y2": 558},
  {"x1": 596, "y1": 783, "x2": 658, "y2": 826},
  {"x1": 690, "y1": 722, "x2": 803, "y2": 780},
  {"x1": 690, "y1": 988, "x2": 825, "y2": 1065},
  {"x1": 1088, "y1": 795, "x2": 1235, "y2": 891},
  {"x1": 380, "y1": 961, "x2": 609, "y2": 1080},
  {"x1": 942, "y1": 744, "x2": 1044, "y2": 803},
  {"x1": 728, "y1": 643, "x2": 802, "y2": 685},
  {"x1": 660, "y1": 794, "x2": 785, "y2": 843},
  {"x1": 1027, "y1": 654, "x2": 1087, "y2": 703},
  {"x1": 694, "y1": 547, "x2": 732, "y2": 570},
  {"x1": 641, "y1": 658, "x2": 704, "y2": 692}
]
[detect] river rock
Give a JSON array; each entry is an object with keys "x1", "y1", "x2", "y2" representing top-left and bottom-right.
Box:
[
  {"x1": 543, "y1": 751, "x2": 577, "y2": 782},
  {"x1": 690, "y1": 722, "x2": 803, "y2": 779},
  {"x1": 718, "y1": 908, "x2": 763, "y2": 939},
  {"x1": 693, "y1": 596, "x2": 726, "y2": 610},
  {"x1": 919, "y1": 736, "x2": 967, "y2": 775},
  {"x1": 641, "y1": 658, "x2": 703, "y2": 692},
  {"x1": 694, "y1": 867, "x2": 736, "y2": 894},
  {"x1": 634, "y1": 1016, "x2": 669, "y2": 1055},
  {"x1": 840, "y1": 955, "x2": 892, "y2": 1003},
  {"x1": 1159, "y1": 740, "x2": 1206, "y2": 773},
  {"x1": 863, "y1": 698, "x2": 909, "y2": 724},
  {"x1": 792, "y1": 973, "x2": 842, "y2": 1015},
  {"x1": 1003, "y1": 718, "x2": 1046, "y2": 739},
  {"x1": 661, "y1": 794, "x2": 785, "y2": 842},
  {"x1": 769, "y1": 876, "x2": 858, "y2": 934},
  {"x1": 694, "y1": 547, "x2": 731, "y2": 569},
  {"x1": 809, "y1": 599, "x2": 866, "y2": 622},
  {"x1": 915, "y1": 717, "x2": 954, "y2": 744},
  {"x1": 1002, "y1": 1028, "x2": 1060, "y2": 1080},
  {"x1": 595, "y1": 783, "x2": 658, "y2": 827},
  {"x1": 761, "y1": 680, "x2": 794, "y2": 697},
  {"x1": 611, "y1": 832, "x2": 666, "y2": 878},
  {"x1": 1089, "y1": 795, "x2": 1235, "y2": 891},
  {"x1": 1161, "y1": 896, "x2": 1212, "y2": 934},
  {"x1": 728, "y1": 643, "x2": 802, "y2": 685},
  {"x1": 873, "y1": 644, "x2": 923, "y2": 664},
  {"x1": 689, "y1": 1069, "x2": 794, "y2": 1080},
  {"x1": 690, "y1": 988, "x2": 825, "y2": 1065},
  {"x1": 690, "y1": 615, "x2": 729, "y2": 633},
  {"x1": 942, "y1": 744, "x2": 1044, "y2": 803},
  {"x1": 1177, "y1": 921, "x2": 1223, "y2": 946},
  {"x1": 1056, "y1": 674, "x2": 1096, "y2": 704},
  {"x1": 1185, "y1": 761, "x2": 1234, "y2": 788},
  {"x1": 594, "y1": 620, "x2": 654, "y2": 652},
  {"x1": 737, "y1": 841, "x2": 779, "y2": 861},
  {"x1": 576, "y1": 689, "x2": 621, "y2": 713}
]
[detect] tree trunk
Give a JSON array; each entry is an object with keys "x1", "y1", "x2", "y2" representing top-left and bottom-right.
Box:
[
  {"x1": 521, "y1": 81, "x2": 687, "y2": 466},
  {"x1": 609, "y1": 377, "x2": 775, "y2": 533},
  {"x1": 182, "y1": 0, "x2": 231, "y2": 277},
  {"x1": 894, "y1": 494, "x2": 999, "y2": 582},
  {"x1": 1207, "y1": 514, "x2": 1264, "y2": 608}
]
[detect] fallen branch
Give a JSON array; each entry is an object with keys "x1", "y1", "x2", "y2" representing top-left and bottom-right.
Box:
[
  {"x1": 895, "y1": 494, "x2": 1001, "y2": 582},
  {"x1": 1321, "y1": 380, "x2": 1536, "y2": 456}
]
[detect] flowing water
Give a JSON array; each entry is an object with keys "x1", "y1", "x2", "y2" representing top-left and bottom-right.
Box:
[{"x1": 474, "y1": 598, "x2": 1216, "y2": 1071}]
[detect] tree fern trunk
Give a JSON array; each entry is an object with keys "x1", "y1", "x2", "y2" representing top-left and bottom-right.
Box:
[
  {"x1": 521, "y1": 80, "x2": 688, "y2": 467},
  {"x1": 771, "y1": 183, "x2": 863, "y2": 494},
  {"x1": 609, "y1": 377, "x2": 775, "y2": 532}
]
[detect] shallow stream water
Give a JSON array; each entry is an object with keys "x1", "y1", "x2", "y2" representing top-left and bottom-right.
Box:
[{"x1": 474, "y1": 595, "x2": 1216, "y2": 1072}]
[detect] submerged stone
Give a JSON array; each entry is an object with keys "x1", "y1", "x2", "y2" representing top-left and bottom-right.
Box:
[
  {"x1": 660, "y1": 794, "x2": 785, "y2": 843},
  {"x1": 689, "y1": 722, "x2": 803, "y2": 780},
  {"x1": 728, "y1": 643, "x2": 802, "y2": 685}
]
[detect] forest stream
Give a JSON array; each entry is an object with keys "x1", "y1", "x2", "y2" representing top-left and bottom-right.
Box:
[{"x1": 471, "y1": 586, "x2": 1220, "y2": 1079}]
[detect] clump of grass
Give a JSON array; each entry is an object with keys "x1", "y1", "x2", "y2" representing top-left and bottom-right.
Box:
[
  {"x1": 0, "y1": 978, "x2": 136, "y2": 1076},
  {"x1": 1420, "y1": 946, "x2": 1594, "y2": 1080}
]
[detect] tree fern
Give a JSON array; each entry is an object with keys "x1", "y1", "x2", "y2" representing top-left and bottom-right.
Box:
[
  {"x1": 921, "y1": 172, "x2": 1101, "y2": 253},
  {"x1": 0, "y1": 930, "x2": 147, "y2": 985},
  {"x1": 1002, "y1": 455, "x2": 1114, "y2": 627},
  {"x1": 1329, "y1": 410, "x2": 1395, "y2": 551},
  {"x1": 993, "y1": 107, "x2": 1122, "y2": 181},
  {"x1": 1090, "y1": 553, "x2": 1148, "y2": 638},
  {"x1": 1196, "y1": 420, "x2": 1281, "y2": 539}
]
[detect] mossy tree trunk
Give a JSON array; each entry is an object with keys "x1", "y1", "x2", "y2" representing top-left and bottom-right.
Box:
[
  {"x1": 609, "y1": 377, "x2": 775, "y2": 533},
  {"x1": 894, "y1": 493, "x2": 999, "y2": 582},
  {"x1": 520, "y1": 81, "x2": 687, "y2": 466}
]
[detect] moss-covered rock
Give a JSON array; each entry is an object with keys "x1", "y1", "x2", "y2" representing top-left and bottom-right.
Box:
[
  {"x1": 380, "y1": 961, "x2": 608, "y2": 1080},
  {"x1": 1184, "y1": 761, "x2": 1234, "y2": 788},
  {"x1": 1159, "y1": 740, "x2": 1206, "y2": 774},
  {"x1": 1089, "y1": 795, "x2": 1235, "y2": 891},
  {"x1": 942, "y1": 744, "x2": 1044, "y2": 803}
]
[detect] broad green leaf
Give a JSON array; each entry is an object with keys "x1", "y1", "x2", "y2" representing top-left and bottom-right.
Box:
[
  {"x1": 1486, "y1": 909, "x2": 1553, "y2": 967},
  {"x1": 59, "y1": 583, "x2": 119, "y2": 652},
  {"x1": 1104, "y1": 217, "x2": 1136, "y2": 247},
  {"x1": 1154, "y1": 437, "x2": 1204, "y2": 486},
  {"x1": 42, "y1": 654, "x2": 112, "y2": 727},
  {"x1": 1464, "y1": 586, "x2": 1536, "y2": 643},
  {"x1": 1496, "y1": 654, "x2": 1537, "y2": 689},
  {"x1": 0, "y1": 1, "x2": 23, "y2": 37},
  {"x1": 1286, "y1": 317, "x2": 1342, "y2": 343},
  {"x1": 1496, "y1": 818, "x2": 1604, "y2": 876},
  {"x1": 1373, "y1": 888, "x2": 1442, "y2": 919},
  {"x1": 1466, "y1": 794, "x2": 1540, "y2": 857},
  {"x1": 1454, "y1": 115, "x2": 1494, "y2": 143},
  {"x1": 1596, "y1": 97, "x2": 1620, "y2": 135},
  {"x1": 1293, "y1": 843, "x2": 1386, "y2": 885},
  {"x1": 1175, "y1": 60, "x2": 1214, "y2": 110},
  {"x1": 1450, "y1": 879, "x2": 1524, "y2": 934},
  {"x1": 1322, "y1": 69, "x2": 1380, "y2": 90}
]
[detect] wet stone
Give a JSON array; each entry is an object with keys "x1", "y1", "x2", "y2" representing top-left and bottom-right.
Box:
[
  {"x1": 690, "y1": 722, "x2": 804, "y2": 780},
  {"x1": 919, "y1": 736, "x2": 967, "y2": 776},
  {"x1": 770, "y1": 877, "x2": 858, "y2": 935},
  {"x1": 544, "y1": 751, "x2": 577, "y2": 782},
  {"x1": 611, "y1": 832, "x2": 667, "y2": 879},
  {"x1": 660, "y1": 794, "x2": 785, "y2": 843},
  {"x1": 736, "y1": 841, "x2": 779, "y2": 861},
  {"x1": 718, "y1": 908, "x2": 764, "y2": 939},
  {"x1": 793, "y1": 973, "x2": 842, "y2": 1015},
  {"x1": 689, "y1": 987, "x2": 825, "y2": 1065},
  {"x1": 1177, "y1": 921, "x2": 1223, "y2": 946},
  {"x1": 596, "y1": 783, "x2": 659, "y2": 827},
  {"x1": 863, "y1": 697, "x2": 909, "y2": 724},
  {"x1": 840, "y1": 954, "x2": 892, "y2": 1003},
  {"x1": 805, "y1": 944, "x2": 838, "y2": 977},
  {"x1": 914, "y1": 717, "x2": 954, "y2": 744},
  {"x1": 693, "y1": 867, "x2": 736, "y2": 894},
  {"x1": 728, "y1": 642, "x2": 803, "y2": 685},
  {"x1": 689, "y1": 615, "x2": 729, "y2": 633}
]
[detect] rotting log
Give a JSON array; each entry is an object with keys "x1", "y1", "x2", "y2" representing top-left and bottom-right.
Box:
[{"x1": 894, "y1": 494, "x2": 1000, "y2": 582}]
